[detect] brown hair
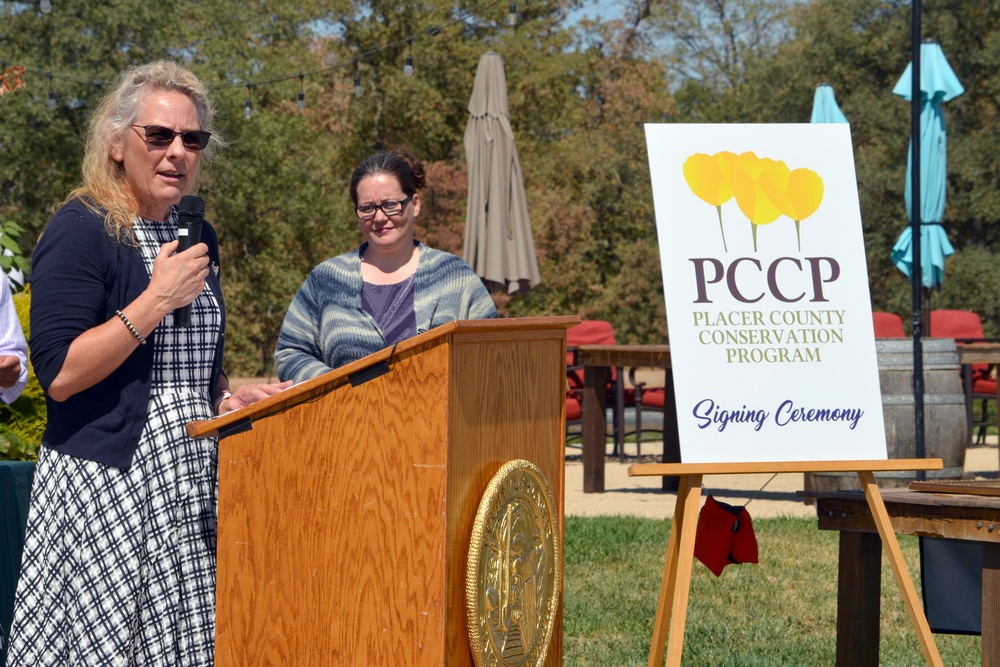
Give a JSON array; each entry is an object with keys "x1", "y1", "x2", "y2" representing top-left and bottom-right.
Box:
[{"x1": 348, "y1": 149, "x2": 426, "y2": 205}]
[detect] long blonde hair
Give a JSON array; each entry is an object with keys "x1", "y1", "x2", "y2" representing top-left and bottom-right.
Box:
[{"x1": 66, "y1": 60, "x2": 222, "y2": 242}]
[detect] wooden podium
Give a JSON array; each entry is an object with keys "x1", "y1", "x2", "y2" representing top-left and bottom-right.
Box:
[{"x1": 188, "y1": 316, "x2": 576, "y2": 666}]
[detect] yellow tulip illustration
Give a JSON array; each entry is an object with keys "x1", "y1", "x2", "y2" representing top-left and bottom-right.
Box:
[
  {"x1": 759, "y1": 163, "x2": 824, "y2": 251},
  {"x1": 787, "y1": 168, "x2": 824, "y2": 248},
  {"x1": 683, "y1": 152, "x2": 736, "y2": 252},
  {"x1": 730, "y1": 152, "x2": 782, "y2": 251}
]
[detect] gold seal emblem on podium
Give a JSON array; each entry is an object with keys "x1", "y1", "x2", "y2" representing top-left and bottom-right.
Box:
[{"x1": 466, "y1": 459, "x2": 561, "y2": 667}]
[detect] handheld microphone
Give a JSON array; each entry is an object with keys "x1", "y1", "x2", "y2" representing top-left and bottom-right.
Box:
[{"x1": 175, "y1": 194, "x2": 204, "y2": 327}]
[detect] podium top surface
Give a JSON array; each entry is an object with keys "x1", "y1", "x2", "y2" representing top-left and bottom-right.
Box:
[{"x1": 188, "y1": 315, "x2": 579, "y2": 439}]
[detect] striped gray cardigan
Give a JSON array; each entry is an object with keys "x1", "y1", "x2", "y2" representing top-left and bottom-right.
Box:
[{"x1": 275, "y1": 241, "x2": 497, "y2": 383}]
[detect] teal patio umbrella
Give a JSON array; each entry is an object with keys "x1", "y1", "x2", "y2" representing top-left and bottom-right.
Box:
[
  {"x1": 810, "y1": 83, "x2": 849, "y2": 124},
  {"x1": 889, "y1": 40, "x2": 964, "y2": 291},
  {"x1": 891, "y1": 37, "x2": 964, "y2": 468}
]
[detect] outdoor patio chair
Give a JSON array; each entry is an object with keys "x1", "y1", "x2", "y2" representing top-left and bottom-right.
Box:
[
  {"x1": 564, "y1": 380, "x2": 583, "y2": 447},
  {"x1": 930, "y1": 309, "x2": 998, "y2": 447},
  {"x1": 565, "y1": 320, "x2": 634, "y2": 456},
  {"x1": 873, "y1": 311, "x2": 906, "y2": 338},
  {"x1": 628, "y1": 369, "x2": 666, "y2": 456}
]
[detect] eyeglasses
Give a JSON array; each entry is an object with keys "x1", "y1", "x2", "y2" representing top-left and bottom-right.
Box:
[
  {"x1": 355, "y1": 195, "x2": 413, "y2": 221},
  {"x1": 131, "y1": 124, "x2": 212, "y2": 151}
]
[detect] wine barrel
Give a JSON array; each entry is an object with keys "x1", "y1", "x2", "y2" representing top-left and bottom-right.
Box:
[{"x1": 808, "y1": 337, "x2": 968, "y2": 492}]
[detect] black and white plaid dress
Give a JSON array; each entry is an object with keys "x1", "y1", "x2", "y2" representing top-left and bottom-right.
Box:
[{"x1": 6, "y1": 216, "x2": 222, "y2": 666}]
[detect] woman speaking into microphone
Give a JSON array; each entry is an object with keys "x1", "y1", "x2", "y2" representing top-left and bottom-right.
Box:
[{"x1": 6, "y1": 61, "x2": 289, "y2": 666}]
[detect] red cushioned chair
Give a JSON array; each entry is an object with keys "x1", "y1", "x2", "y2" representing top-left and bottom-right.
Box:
[
  {"x1": 930, "y1": 309, "x2": 998, "y2": 447},
  {"x1": 565, "y1": 320, "x2": 635, "y2": 456},
  {"x1": 565, "y1": 351, "x2": 584, "y2": 446},
  {"x1": 872, "y1": 311, "x2": 906, "y2": 338},
  {"x1": 565, "y1": 391, "x2": 583, "y2": 441}
]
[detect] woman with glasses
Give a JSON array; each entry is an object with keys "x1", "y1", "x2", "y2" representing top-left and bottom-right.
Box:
[
  {"x1": 274, "y1": 149, "x2": 497, "y2": 382},
  {"x1": 6, "y1": 61, "x2": 289, "y2": 666}
]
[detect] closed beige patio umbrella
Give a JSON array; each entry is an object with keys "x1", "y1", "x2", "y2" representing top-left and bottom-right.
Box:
[{"x1": 463, "y1": 51, "x2": 541, "y2": 295}]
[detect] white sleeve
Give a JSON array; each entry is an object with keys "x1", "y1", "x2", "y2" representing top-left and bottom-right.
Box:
[{"x1": 0, "y1": 278, "x2": 28, "y2": 404}]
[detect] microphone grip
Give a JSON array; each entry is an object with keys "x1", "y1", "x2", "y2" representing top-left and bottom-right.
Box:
[{"x1": 174, "y1": 221, "x2": 203, "y2": 327}]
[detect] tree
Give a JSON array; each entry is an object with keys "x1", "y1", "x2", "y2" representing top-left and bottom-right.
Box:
[
  {"x1": 644, "y1": 0, "x2": 796, "y2": 122},
  {"x1": 313, "y1": 1, "x2": 676, "y2": 342},
  {"x1": 741, "y1": 0, "x2": 1000, "y2": 334},
  {"x1": 640, "y1": 0, "x2": 1000, "y2": 335},
  {"x1": 8, "y1": 0, "x2": 996, "y2": 374},
  {"x1": 0, "y1": 1, "x2": 352, "y2": 374},
  {"x1": 506, "y1": 22, "x2": 675, "y2": 342}
]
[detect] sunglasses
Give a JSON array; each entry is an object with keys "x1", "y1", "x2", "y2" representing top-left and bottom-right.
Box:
[{"x1": 131, "y1": 124, "x2": 212, "y2": 151}]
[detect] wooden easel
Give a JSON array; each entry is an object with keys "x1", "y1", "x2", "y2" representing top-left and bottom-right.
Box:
[{"x1": 628, "y1": 459, "x2": 946, "y2": 667}]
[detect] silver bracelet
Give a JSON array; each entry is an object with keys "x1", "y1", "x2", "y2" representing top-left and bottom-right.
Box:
[{"x1": 115, "y1": 309, "x2": 146, "y2": 345}]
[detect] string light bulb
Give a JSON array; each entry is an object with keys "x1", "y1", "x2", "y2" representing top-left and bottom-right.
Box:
[
  {"x1": 40, "y1": 0, "x2": 52, "y2": 13},
  {"x1": 243, "y1": 85, "x2": 253, "y2": 120},
  {"x1": 403, "y1": 39, "x2": 414, "y2": 77},
  {"x1": 297, "y1": 74, "x2": 305, "y2": 111},
  {"x1": 353, "y1": 60, "x2": 364, "y2": 97},
  {"x1": 507, "y1": 1, "x2": 516, "y2": 26}
]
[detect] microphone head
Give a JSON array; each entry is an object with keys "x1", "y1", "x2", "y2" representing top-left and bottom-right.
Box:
[{"x1": 178, "y1": 194, "x2": 205, "y2": 221}]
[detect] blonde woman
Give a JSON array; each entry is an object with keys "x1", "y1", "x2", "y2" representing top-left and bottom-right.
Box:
[{"x1": 6, "y1": 61, "x2": 289, "y2": 666}]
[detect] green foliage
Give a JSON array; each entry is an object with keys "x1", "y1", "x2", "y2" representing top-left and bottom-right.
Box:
[
  {"x1": 204, "y1": 109, "x2": 351, "y2": 375},
  {"x1": 658, "y1": 0, "x2": 1000, "y2": 332},
  {"x1": 0, "y1": 0, "x2": 680, "y2": 373},
  {"x1": 1, "y1": 0, "x2": 350, "y2": 376},
  {"x1": 2, "y1": 0, "x2": 999, "y2": 372},
  {"x1": 0, "y1": 219, "x2": 29, "y2": 291},
  {"x1": 936, "y1": 247, "x2": 1000, "y2": 337},
  {"x1": 773, "y1": 1, "x2": 1000, "y2": 325},
  {"x1": 880, "y1": 245, "x2": 1000, "y2": 338},
  {"x1": 649, "y1": 0, "x2": 796, "y2": 97},
  {"x1": 503, "y1": 26, "x2": 674, "y2": 343},
  {"x1": 0, "y1": 287, "x2": 46, "y2": 461}
]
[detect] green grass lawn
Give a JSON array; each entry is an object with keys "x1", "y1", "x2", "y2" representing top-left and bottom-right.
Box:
[{"x1": 562, "y1": 516, "x2": 981, "y2": 666}]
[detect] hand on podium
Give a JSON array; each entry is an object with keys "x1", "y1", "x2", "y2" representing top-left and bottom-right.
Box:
[{"x1": 215, "y1": 379, "x2": 293, "y2": 415}]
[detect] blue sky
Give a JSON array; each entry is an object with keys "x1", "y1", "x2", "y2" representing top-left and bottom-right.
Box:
[{"x1": 565, "y1": 0, "x2": 622, "y2": 25}]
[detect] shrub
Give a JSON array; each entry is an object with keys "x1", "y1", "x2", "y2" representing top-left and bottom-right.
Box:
[{"x1": 0, "y1": 286, "x2": 45, "y2": 460}]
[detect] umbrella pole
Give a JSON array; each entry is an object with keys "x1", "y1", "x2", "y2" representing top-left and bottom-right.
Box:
[
  {"x1": 922, "y1": 288, "x2": 932, "y2": 337},
  {"x1": 910, "y1": 0, "x2": 926, "y2": 475}
]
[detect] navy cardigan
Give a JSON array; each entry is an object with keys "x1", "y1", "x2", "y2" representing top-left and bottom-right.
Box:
[{"x1": 29, "y1": 199, "x2": 227, "y2": 470}]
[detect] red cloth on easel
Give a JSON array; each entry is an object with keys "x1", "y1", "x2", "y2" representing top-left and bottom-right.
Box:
[{"x1": 693, "y1": 495, "x2": 759, "y2": 577}]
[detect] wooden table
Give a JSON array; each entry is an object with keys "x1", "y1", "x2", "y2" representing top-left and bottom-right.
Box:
[
  {"x1": 809, "y1": 487, "x2": 1000, "y2": 666},
  {"x1": 575, "y1": 344, "x2": 679, "y2": 493}
]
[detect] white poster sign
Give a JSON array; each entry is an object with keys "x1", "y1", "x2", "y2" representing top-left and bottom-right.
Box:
[{"x1": 645, "y1": 123, "x2": 887, "y2": 463}]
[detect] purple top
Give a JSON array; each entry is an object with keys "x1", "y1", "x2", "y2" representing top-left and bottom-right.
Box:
[{"x1": 361, "y1": 274, "x2": 417, "y2": 344}]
